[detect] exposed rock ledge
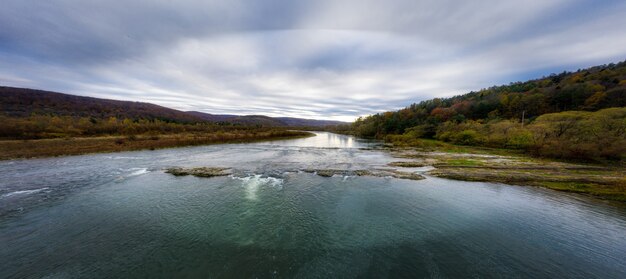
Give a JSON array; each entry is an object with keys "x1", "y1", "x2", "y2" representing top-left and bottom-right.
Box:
[
  {"x1": 165, "y1": 166, "x2": 424, "y2": 181},
  {"x1": 165, "y1": 167, "x2": 232, "y2": 177},
  {"x1": 303, "y1": 169, "x2": 424, "y2": 180}
]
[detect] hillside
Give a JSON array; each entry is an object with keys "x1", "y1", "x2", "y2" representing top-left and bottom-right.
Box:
[
  {"x1": 0, "y1": 86, "x2": 203, "y2": 123},
  {"x1": 274, "y1": 117, "x2": 346, "y2": 127},
  {"x1": 0, "y1": 86, "x2": 346, "y2": 127},
  {"x1": 188, "y1": 111, "x2": 346, "y2": 127},
  {"x1": 349, "y1": 60, "x2": 626, "y2": 161},
  {"x1": 352, "y1": 60, "x2": 626, "y2": 136}
]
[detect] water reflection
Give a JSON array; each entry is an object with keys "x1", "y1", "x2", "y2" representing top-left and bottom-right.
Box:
[{"x1": 254, "y1": 131, "x2": 362, "y2": 148}]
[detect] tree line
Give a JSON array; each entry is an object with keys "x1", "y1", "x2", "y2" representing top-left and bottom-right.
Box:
[
  {"x1": 0, "y1": 115, "x2": 271, "y2": 140},
  {"x1": 343, "y1": 61, "x2": 626, "y2": 161}
]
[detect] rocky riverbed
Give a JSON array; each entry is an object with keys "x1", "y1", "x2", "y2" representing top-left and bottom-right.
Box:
[{"x1": 388, "y1": 148, "x2": 626, "y2": 202}]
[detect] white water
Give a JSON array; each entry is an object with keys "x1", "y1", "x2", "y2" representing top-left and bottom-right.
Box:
[
  {"x1": 231, "y1": 174, "x2": 284, "y2": 200},
  {"x1": 2, "y1": 187, "x2": 49, "y2": 198}
]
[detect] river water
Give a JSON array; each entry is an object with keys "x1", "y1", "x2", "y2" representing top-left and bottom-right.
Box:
[{"x1": 1, "y1": 132, "x2": 625, "y2": 278}]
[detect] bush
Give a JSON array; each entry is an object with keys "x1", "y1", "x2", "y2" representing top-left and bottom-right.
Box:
[
  {"x1": 453, "y1": 130, "x2": 482, "y2": 145},
  {"x1": 506, "y1": 130, "x2": 534, "y2": 149},
  {"x1": 405, "y1": 124, "x2": 436, "y2": 138},
  {"x1": 435, "y1": 131, "x2": 454, "y2": 142},
  {"x1": 529, "y1": 108, "x2": 626, "y2": 161}
]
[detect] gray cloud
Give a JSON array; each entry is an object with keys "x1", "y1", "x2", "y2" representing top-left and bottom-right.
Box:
[{"x1": 1, "y1": 0, "x2": 626, "y2": 121}]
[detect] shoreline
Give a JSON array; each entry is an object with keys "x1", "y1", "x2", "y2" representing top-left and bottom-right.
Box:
[
  {"x1": 385, "y1": 146, "x2": 626, "y2": 202},
  {"x1": 0, "y1": 131, "x2": 315, "y2": 161},
  {"x1": 2, "y1": 130, "x2": 624, "y2": 202}
]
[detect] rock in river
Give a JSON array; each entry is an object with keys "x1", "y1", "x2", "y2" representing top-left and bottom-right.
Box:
[{"x1": 165, "y1": 167, "x2": 231, "y2": 178}]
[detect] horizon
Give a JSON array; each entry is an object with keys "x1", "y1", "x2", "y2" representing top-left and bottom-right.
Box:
[
  {"x1": 2, "y1": 57, "x2": 622, "y2": 123},
  {"x1": 2, "y1": 1, "x2": 626, "y2": 122}
]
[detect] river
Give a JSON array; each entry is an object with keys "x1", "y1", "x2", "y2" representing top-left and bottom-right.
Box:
[{"x1": 1, "y1": 132, "x2": 625, "y2": 278}]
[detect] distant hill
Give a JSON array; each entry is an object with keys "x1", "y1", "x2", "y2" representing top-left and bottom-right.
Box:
[
  {"x1": 188, "y1": 111, "x2": 346, "y2": 127},
  {"x1": 0, "y1": 86, "x2": 203, "y2": 123},
  {"x1": 0, "y1": 86, "x2": 346, "y2": 127},
  {"x1": 186, "y1": 111, "x2": 239, "y2": 122},
  {"x1": 274, "y1": 117, "x2": 346, "y2": 127}
]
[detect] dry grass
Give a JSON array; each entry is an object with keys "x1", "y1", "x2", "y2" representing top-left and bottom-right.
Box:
[{"x1": 0, "y1": 130, "x2": 313, "y2": 160}]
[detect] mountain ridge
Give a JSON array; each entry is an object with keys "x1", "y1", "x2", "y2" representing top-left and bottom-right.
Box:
[{"x1": 0, "y1": 86, "x2": 346, "y2": 127}]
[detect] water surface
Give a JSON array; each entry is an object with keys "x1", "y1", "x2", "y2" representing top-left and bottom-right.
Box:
[{"x1": 1, "y1": 132, "x2": 625, "y2": 278}]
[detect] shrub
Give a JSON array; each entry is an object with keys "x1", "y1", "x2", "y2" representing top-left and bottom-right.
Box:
[
  {"x1": 435, "y1": 131, "x2": 454, "y2": 142},
  {"x1": 453, "y1": 130, "x2": 482, "y2": 146},
  {"x1": 506, "y1": 130, "x2": 534, "y2": 149}
]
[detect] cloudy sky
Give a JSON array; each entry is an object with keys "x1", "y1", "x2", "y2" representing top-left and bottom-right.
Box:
[{"x1": 1, "y1": 0, "x2": 626, "y2": 121}]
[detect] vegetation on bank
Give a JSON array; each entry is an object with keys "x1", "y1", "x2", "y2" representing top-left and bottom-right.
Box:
[
  {"x1": 383, "y1": 108, "x2": 626, "y2": 162},
  {"x1": 0, "y1": 86, "x2": 337, "y2": 159},
  {"x1": 335, "y1": 61, "x2": 626, "y2": 162},
  {"x1": 0, "y1": 113, "x2": 316, "y2": 159},
  {"x1": 0, "y1": 114, "x2": 263, "y2": 140},
  {"x1": 0, "y1": 130, "x2": 313, "y2": 160}
]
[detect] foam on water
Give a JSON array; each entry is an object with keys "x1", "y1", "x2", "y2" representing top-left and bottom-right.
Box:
[
  {"x1": 106, "y1": 156, "x2": 141, "y2": 160},
  {"x1": 231, "y1": 174, "x2": 284, "y2": 200},
  {"x1": 342, "y1": 175, "x2": 355, "y2": 182},
  {"x1": 2, "y1": 187, "x2": 49, "y2": 198},
  {"x1": 114, "y1": 168, "x2": 150, "y2": 182},
  {"x1": 127, "y1": 168, "x2": 150, "y2": 177}
]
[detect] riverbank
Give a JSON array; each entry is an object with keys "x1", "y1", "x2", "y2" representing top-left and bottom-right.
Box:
[
  {"x1": 386, "y1": 145, "x2": 626, "y2": 202},
  {"x1": 0, "y1": 130, "x2": 314, "y2": 160}
]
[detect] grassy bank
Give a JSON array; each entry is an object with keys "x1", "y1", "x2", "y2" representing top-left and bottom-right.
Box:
[
  {"x1": 0, "y1": 130, "x2": 313, "y2": 160},
  {"x1": 386, "y1": 141, "x2": 626, "y2": 202}
]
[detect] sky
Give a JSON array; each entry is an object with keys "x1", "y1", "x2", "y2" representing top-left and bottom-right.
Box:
[{"x1": 1, "y1": 0, "x2": 626, "y2": 122}]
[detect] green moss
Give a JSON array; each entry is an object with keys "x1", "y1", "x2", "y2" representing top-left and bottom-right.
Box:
[
  {"x1": 384, "y1": 136, "x2": 448, "y2": 149},
  {"x1": 537, "y1": 182, "x2": 626, "y2": 201},
  {"x1": 441, "y1": 159, "x2": 485, "y2": 167},
  {"x1": 388, "y1": 161, "x2": 425, "y2": 167}
]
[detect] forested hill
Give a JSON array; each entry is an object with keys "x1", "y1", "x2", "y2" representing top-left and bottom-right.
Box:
[
  {"x1": 187, "y1": 112, "x2": 345, "y2": 127},
  {"x1": 352, "y1": 60, "x2": 626, "y2": 137},
  {"x1": 0, "y1": 86, "x2": 203, "y2": 123},
  {"x1": 0, "y1": 86, "x2": 346, "y2": 127},
  {"x1": 349, "y1": 60, "x2": 626, "y2": 161}
]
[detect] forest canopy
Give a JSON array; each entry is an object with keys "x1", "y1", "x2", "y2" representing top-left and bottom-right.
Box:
[{"x1": 347, "y1": 61, "x2": 626, "y2": 161}]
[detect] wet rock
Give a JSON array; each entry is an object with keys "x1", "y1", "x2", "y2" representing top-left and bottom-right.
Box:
[
  {"x1": 304, "y1": 168, "x2": 424, "y2": 180},
  {"x1": 165, "y1": 167, "x2": 231, "y2": 177},
  {"x1": 316, "y1": 169, "x2": 343, "y2": 177},
  {"x1": 388, "y1": 161, "x2": 425, "y2": 167},
  {"x1": 386, "y1": 170, "x2": 425, "y2": 180},
  {"x1": 303, "y1": 169, "x2": 348, "y2": 177},
  {"x1": 353, "y1": 170, "x2": 373, "y2": 176}
]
